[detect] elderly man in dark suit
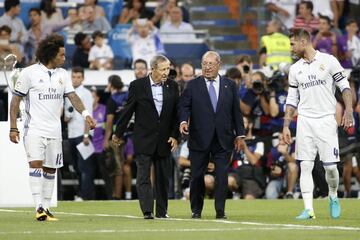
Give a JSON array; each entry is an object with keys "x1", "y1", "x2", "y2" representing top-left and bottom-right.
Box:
[
  {"x1": 112, "y1": 55, "x2": 179, "y2": 219},
  {"x1": 179, "y1": 51, "x2": 245, "y2": 219}
]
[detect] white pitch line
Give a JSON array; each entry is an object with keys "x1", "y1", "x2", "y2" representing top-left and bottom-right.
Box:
[
  {"x1": 1, "y1": 209, "x2": 359, "y2": 232},
  {"x1": 0, "y1": 227, "x2": 332, "y2": 235}
]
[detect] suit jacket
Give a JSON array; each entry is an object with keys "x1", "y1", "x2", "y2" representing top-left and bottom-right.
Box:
[
  {"x1": 115, "y1": 76, "x2": 179, "y2": 157},
  {"x1": 178, "y1": 75, "x2": 245, "y2": 151}
]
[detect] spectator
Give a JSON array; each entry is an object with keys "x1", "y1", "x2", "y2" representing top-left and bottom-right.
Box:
[
  {"x1": 265, "y1": 132, "x2": 298, "y2": 199},
  {"x1": 235, "y1": 55, "x2": 254, "y2": 99},
  {"x1": 88, "y1": 31, "x2": 114, "y2": 70},
  {"x1": 224, "y1": 67, "x2": 242, "y2": 90},
  {"x1": 26, "y1": 8, "x2": 78, "y2": 64},
  {"x1": 178, "y1": 141, "x2": 215, "y2": 200},
  {"x1": 0, "y1": 25, "x2": 22, "y2": 62},
  {"x1": 259, "y1": 19, "x2": 292, "y2": 69},
  {"x1": 177, "y1": 62, "x2": 195, "y2": 94},
  {"x1": 134, "y1": 58, "x2": 148, "y2": 79},
  {"x1": 312, "y1": 0, "x2": 343, "y2": 28},
  {"x1": 160, "y1": 7, "x2": 195, "y2": 42},
  {"x1": 91, "y1": 88, "x2": 113, "y2": 199},
  {"x1": 118, "y1": 0, "x2": 154, "y2": 24},
  {"x1": 265, "y1": 0, "x2": 298, "y2": 30},
  {"x1": 72, "y1": 32, "x2": 91, "y2": 68},
  {"x1": 349, "y1": 0, "x2": 360, "y2": 27},
  {"x1": 64, "y1": 67, "x2": 94, "y2": 200},
  {"x1": 40, "y1": 0, "x2": 64, "y2": 26},
  {"x1": 153, "y1": 0, "x2": 190, "y2": 27},
  {"x1": 293, "y1": 1, "x2": 319, "y2": 34},
  {"x1": 123, "y1": 136, "x2": 135, "y2": 200},
  {"x1": 337, "y1": 19, "x2": 360, "y2": 69},
  {"x1": 104, "y1": 75, "x2": 128, "y2": 200},
  {"x1": 228, "y1": 116, "x2": 265, "y2": 199},
  {"x1": 0, "y1": 0, "x2": 27, "y2": 56},
  {"x1": 240, "y1": 71, "x2": 271, "y2": 136},
  {"x1": 312, "y1": 15, "x2": 337, "y2": 57},
  {"x1": 82, "y1": 5, "x2": 111, "y2": 32},
  {"x1": 127, "y1": 19, "x2": 165, "y2": 67},
  {"x1": 79, "y1": 0, "x2": 105, "y2": 20},
  {"x1": 64, "y1": 8, "x2": 83, "y2": 32}
]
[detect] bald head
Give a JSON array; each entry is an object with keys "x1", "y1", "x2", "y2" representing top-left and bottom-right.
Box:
[{"x1": 202, "y1": 51, "x2": 221, "y2": 63}]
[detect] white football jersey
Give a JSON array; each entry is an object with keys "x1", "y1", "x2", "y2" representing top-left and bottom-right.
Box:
[
  {"x1": 286, "y1": 51, "x2": 350, "y2": 118},
  {"x1": 14, "y1": 63, "x2": 74, "y2": 138}
]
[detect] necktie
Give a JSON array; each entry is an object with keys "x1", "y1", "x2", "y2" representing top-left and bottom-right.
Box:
[
  {"x1": 48, "y1": 71, "x2": 52, "y2": 78},
  {"x1": 208, "y1": 80, "x2": 217, "y2": 112}
]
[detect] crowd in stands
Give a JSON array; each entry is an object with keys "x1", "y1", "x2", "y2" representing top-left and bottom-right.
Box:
[{"x1": 1, "y1": 0, "x2": 360, "y2": 201}]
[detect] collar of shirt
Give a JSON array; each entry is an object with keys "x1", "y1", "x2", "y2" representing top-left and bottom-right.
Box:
[
  {"x1": 38, "y1": 62, "x2": 56, "y2": 76},
  {"x1": 205, "y1": 74, "x2": 220, "y2": 83},
  {"x1": 302, "y1": 50, "x2": 319, "y2": 65},
  {"x1": 149, "y1": 75, "x2": 163, "y2": 86}
]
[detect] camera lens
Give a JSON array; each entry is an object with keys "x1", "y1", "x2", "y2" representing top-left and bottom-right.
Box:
[{"x1": 243, "y1": 65, "x2": 250, "y2": 73}]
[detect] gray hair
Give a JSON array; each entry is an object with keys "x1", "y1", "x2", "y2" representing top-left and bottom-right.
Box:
[
  {"x1": 150, "y1": 55, "x2": 170, "y2": 69},
  {"x1": 202, "y1": 51, "x2": 221, "y2": 63}
]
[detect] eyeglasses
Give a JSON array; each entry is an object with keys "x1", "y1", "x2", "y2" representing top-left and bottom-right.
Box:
[{"x1": 201, "y1": 61, "x2": 219, "y2": 67}]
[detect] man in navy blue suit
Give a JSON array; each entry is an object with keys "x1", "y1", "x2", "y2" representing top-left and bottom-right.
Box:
[{"x1": 179, "y1": 51, "x2": 246, "y2": 219}]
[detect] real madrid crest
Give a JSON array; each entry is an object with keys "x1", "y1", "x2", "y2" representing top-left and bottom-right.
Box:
[{"x1": 319, "y1": 64, "x2": 325, "y2": 71}]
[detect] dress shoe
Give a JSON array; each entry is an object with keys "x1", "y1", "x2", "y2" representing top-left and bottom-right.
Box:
[
  {"x1": 155, "y1": 214, "x2": 169, "y2": 218},
  {"x1": 191, "y1": 213, "x2": 201, "y2": 219},
  {"x1": 143, "y1": 212, "x2": 154, "y2": 219},
  {"x1": 216, "y1": 213, "x2": 227, "y2": 219}
]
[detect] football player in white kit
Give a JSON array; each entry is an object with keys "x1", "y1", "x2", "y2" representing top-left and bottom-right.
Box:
[
  {"x1": 9, "y1": 34, "x2": 96, "y2": 221},
  {"x1": 283, "y1": 29, "x2": 353, "y2": 220}
]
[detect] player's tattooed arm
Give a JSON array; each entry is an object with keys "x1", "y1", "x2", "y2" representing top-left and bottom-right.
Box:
[
  {"x1": 67, "y1": 92, "x2": 86, "y2": 114},
  {"x1": 342, "y1": 88, "x2": 353, "y2": 112},
  {"x1": 341, "y1": 88, "x2": 354, "y2": 129},
  {"x1": 283, "y1": 105, "x2": 296, "y2": 128},
  {"x1": 9, "y1": 95, "x2": 22, "y2": 129}
]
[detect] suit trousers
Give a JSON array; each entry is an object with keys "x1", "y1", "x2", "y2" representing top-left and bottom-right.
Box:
[
  {"x1": 136, "y1": 153, "x2": 170, "y2": 216},
  {"x1": 189, "y1": 134, "x2": 232, "y2": 215}
]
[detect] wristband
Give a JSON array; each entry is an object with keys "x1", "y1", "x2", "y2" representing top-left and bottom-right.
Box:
[
  {"x1": 84, "y1": 134, "x2": 89, "y2": 138},
  {"x1": 81, "y1": 110, "x2": 90, "y2": 119}
]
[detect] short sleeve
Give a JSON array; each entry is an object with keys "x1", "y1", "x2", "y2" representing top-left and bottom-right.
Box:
[
  {"x1": 14, "y1": 68, "x2": 31, "y2": 96},
  {"x1": 106, "y1": 45, "x2": 114, "y2": 59},
  {"x1": 88, "y1": 47, "x2": 95, "y2": 61},
  {"x1": 329, "y1": 55, "x2": 350, "y2": 91},
  {"x1": 64, "y1": 71, "x2": 75, "y2": 95}
]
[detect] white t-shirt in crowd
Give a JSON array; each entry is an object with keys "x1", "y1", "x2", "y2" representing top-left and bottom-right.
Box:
[
  {"x1": 64, "y1": 85, "x2": 93, "y2": 138},
  {"x1": 88, "y1": 43, "x2": 114, "y2": 65}
]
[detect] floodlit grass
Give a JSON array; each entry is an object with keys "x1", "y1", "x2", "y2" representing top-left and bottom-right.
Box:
[{"x1": 0, "y1": 199, "x2": 359, "y2": 240}]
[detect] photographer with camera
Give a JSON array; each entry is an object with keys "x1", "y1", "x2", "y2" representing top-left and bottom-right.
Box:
[
  {"x1": 228, "y1": 116, "x2": 265, "y2": 199},
  {"x1": 235, "y1": 55, "x2": 253, "y2": 98},
  {"x1": 178, "y1": 140, "x2": 215, "y2": 200},
  {"x1": 240, "y1": 71, "x2": 271, "y2": 136},
  {"x1": 265, "y1": 132, "x2": 297, "y2": 199},
  {"x1": 267, "y1": 67, "x2": 297, "y2": 133}
]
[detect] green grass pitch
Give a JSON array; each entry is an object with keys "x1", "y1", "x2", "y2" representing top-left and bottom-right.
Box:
[{"x1": 0, "y1": 199, "x2": 359, "y2": 240}]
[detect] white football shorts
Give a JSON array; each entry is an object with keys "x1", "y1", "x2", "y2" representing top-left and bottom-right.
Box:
[
  {"x1": 295, "y1": 115, "x2": 340, "y2": 163},
  {"x1": 23, "y1": 134, "x2": 63, "y2": 168}
]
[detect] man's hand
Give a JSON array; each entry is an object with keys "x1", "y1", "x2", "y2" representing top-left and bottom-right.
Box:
[
  {"x1": 282, "y1": 127, "x2": 292, "y2": 145},
  {"x1": 168, "y1": 137, "x2": 178, "y2": 152},
  {"x1": 112, "y1": 134, "x2": 125, "y2": 147},
  {"x1": 234, "y1": 137, "x2": 245, "y2": 152},
  {"x1": 277, "y1": 144, "x2": 288, "y2": 155},
  {"x1": 85, "y1": 116, "x2": 96, "y2": 130},
  {"x1": 83, "y1": 135, "x2": 90, "y2": 146},
  {"x1": 9, "y1": 129, "x2": 19, "y2": 143},
  {"x1": 179, "y1": 122, "x2": 189, "y2": 135},
  {"x1": 341, "y1": 109, "x2": 354, "y2": 131}
]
